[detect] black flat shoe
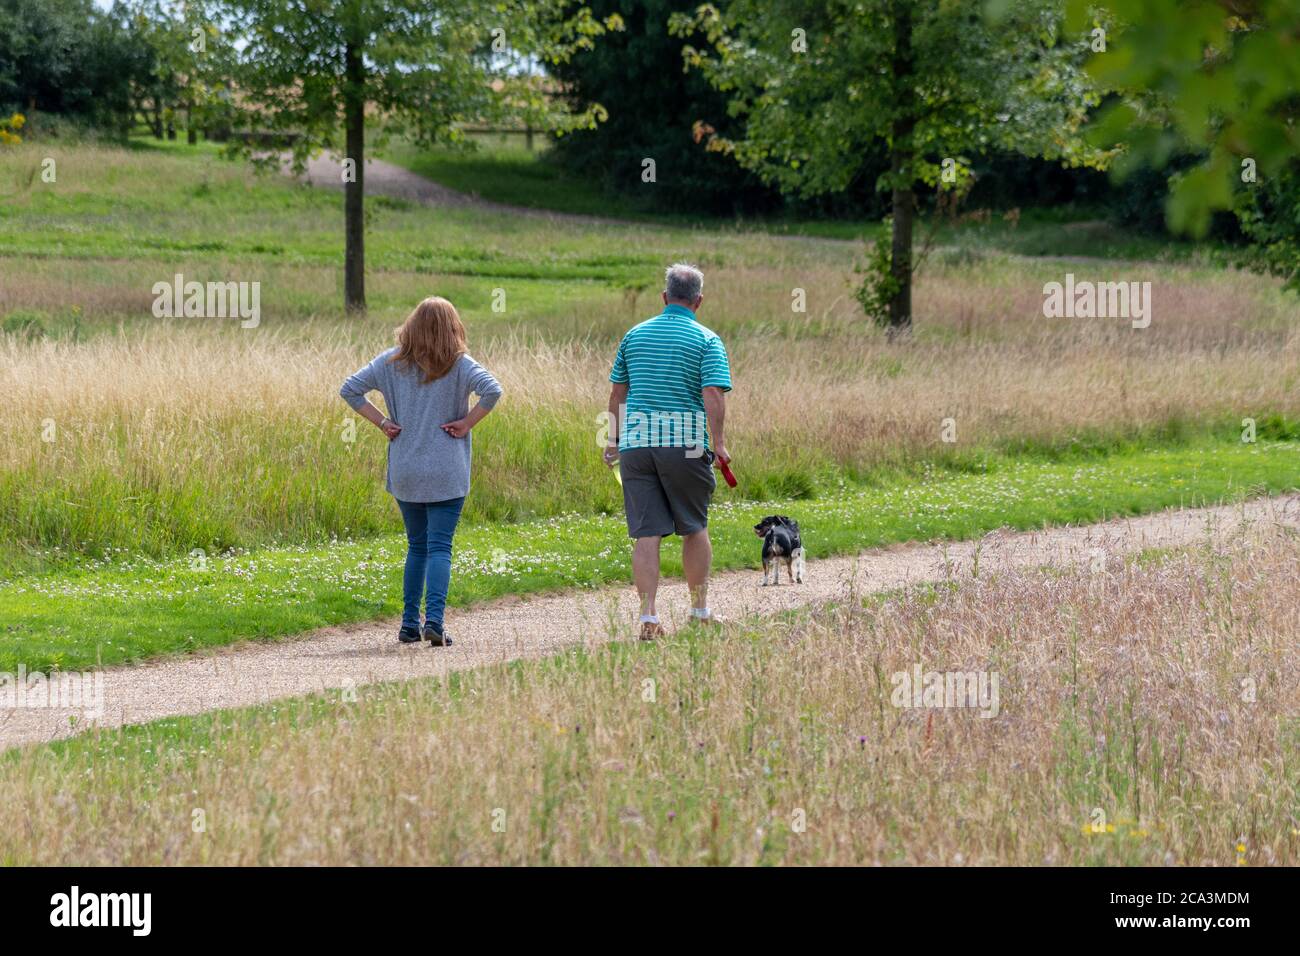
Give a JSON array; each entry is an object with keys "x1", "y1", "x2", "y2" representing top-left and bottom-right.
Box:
[
  {"x1": 423, "y1": 622, "x2": 452, "y2": 646},
  {"x1": 398, "y1": 626, "x2": 423, "y2": 644}
]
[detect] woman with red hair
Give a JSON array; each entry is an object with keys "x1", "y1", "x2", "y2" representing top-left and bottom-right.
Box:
[{"x1": 341, "y1": 296, "x2": 502, "y2": 646}]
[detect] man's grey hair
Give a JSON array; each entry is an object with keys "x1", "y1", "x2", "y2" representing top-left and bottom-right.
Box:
[{"x1": 664, "y1": 262, "x2": 704, "y2": 302}]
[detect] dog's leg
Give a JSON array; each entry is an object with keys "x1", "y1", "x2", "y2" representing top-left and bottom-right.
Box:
[
  {"x1": 784, "y1": 556, "x2": 794, "y2": 584},
  {"x1": 794, "y1": 548, "x2": 805, "y2": 583},
  {"x1": 761, "y1": 557, "x2": 771, "y2": 586}
]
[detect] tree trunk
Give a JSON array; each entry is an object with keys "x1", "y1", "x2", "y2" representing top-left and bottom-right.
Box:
[
  {"x1": 888, "y1": 173, "x2": 914, "y2": 334},
  {"x1": 887, "y1": 0, "x2": 915, "y2": 335},
  {"x1": 343, "y1": 39, "x2": 367, "y2": 314}
]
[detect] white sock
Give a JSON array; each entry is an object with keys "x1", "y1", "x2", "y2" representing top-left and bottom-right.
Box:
[
  {"x1": 691, "y1": 607, "x2": 711, "y2": 619},
  {"x1": 639, "y1": 614, "x2": 659, "y2": 624}
]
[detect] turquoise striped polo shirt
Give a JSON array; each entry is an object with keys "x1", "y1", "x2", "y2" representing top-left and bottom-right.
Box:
[{"x1": 609, "y1": 303, "x2": 732, "y2": 451}]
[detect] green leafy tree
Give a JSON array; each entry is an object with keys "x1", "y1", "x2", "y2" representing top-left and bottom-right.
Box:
[
  {"x1": 209, "y1": 0, "x2": 622, "y2": 312},
  {"x1": 0, "y1": 0, "x2": 144, "y2": 130},
  {"x1": 124, "y1": 2, "x2": 183, "y2": 138},
  {"x1": 1061, "y1": 0, "x2": 1299, "y2": 288},
  {"x1": 124, "y1": 1, "x2": 223, "y2": 143},
  {"x1": 549, "y1": 0, "x2": 781, "y2": 215},
  {"x1": 672, "y1": 0, "x2": 1104, "y2": 331},
  {"x1": 1235, "y1": 163, "x2": 1299, "y2": 289}
]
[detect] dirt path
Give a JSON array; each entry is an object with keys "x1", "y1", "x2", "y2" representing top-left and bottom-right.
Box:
[
  {"x1": 3, "y1": 495, "x2": 1297, "y2": 751},
  {"x1": 282, "y1": 153, "x2": 636, "y2": 226},
  {"x1": 282, "y1": 153, "x2": 852, "y2": 244}
]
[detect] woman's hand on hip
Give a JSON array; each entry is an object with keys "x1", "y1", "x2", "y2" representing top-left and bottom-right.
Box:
[
  {"x1": 380, "y1": 418, "x2": 402, "y2": 441},
  {"x1": 441, "y1": 418, "x2": 472, "y2": 439}
]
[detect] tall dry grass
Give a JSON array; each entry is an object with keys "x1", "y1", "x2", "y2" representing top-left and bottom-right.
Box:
[
  {"x1": 2, "y1": 253, "x2": 1297, "y2": 569},
  {"x1": 2, "y1": 522, "x2": 1295, "y2": 865}
]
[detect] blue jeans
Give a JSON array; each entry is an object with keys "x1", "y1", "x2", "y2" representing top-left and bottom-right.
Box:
[{"x1": 395, "y1": 497, "x2": 465, "y2": 631}]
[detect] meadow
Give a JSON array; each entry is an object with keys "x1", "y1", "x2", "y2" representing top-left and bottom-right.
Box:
[
  {"x1": 1, "y1": 131, "x2": 1298, "y2": 869},
  {"x1": 2, "y1": 141, "x2": 1297, "y2": 579},
  {"x1": 3, "y1": 525, "x2": 1295, "y2": 866},
  {"x1": 1, "y1": 138, "x2": 1297, "y2": 669}
]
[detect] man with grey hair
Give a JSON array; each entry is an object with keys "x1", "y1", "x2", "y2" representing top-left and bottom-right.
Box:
[{"x1": 604, "y1": 263, "x2": 733, "y2": 640}]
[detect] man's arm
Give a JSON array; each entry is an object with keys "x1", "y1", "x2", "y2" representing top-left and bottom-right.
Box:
[
  {"x1": 702, "y1": 385, "x2": 729, "y2": 464},
  {"x1": 604, "y1": 382, "x2": 629, "y2": 464}
]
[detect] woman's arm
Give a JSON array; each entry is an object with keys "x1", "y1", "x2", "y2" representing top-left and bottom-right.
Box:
[
  {"x1": 356, "y1": 401, "x2": 402, "y2": 440},
  {"x1": 441, "y1": 357, "x2": 502, "y2": 439},
  {"x1": 341, "y1": 355, "x2": 401, "y2": 440},
  {"x1": 441, "y1": 401, "x2": 491, "y2": 438}
]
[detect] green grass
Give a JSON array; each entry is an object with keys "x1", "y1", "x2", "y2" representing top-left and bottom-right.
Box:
[
  {"x1": 0, "y1": 139, "x2": 845, "y2": 286},
  {"x1": 380, "y1": 137, "x2": 666, "y2": 221},
  {"x1": 2, "y1": 401, "x2": 1286, "y2": 580},
  {"x1": 1, "y1": 438, "x2": 1294, "y2": 672},
  {"x1": 377, "y1": 137, "x2": 1226, "y2": 262}
]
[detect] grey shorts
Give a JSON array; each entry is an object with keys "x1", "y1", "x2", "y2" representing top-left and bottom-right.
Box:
[{"x1": 619, "y1": 446, "x2": 716, "y2": 538}]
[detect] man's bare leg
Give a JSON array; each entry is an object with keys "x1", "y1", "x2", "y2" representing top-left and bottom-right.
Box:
[
  {"x1": 633, "y1": 535, "x2": 662, "y2": 625},
  {"x1": 682, "y1": 528, "x2": 714, "y2": 619}
]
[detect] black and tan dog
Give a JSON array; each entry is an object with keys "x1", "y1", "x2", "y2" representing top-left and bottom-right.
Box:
[{"x1": 754, "y1": 515, "x2": 805, "y2": 585}]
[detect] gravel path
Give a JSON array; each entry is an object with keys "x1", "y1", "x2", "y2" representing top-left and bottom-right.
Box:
[{"x1": 3, "y1": 495, "x2": 1297, "y2": 751}]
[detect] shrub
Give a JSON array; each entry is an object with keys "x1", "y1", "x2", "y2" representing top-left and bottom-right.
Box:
[
  {"x1": 1234, "y1": 162, "x2": 1300, "y2": 293},
  {"x1": 0, "y1": 111, "x2": 24, "y2": 144}
]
